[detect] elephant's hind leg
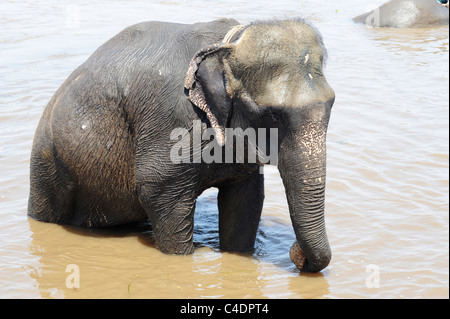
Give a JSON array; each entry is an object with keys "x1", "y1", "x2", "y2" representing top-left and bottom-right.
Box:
[
  {"x1": 218, "y1": 169, "x2": 265, "y2": 252},
  {"x1": 28, "y1": 143, "x2": 75, "y2": 225}
]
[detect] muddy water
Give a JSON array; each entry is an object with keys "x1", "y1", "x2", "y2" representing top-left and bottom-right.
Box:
[{"x1": 0, "y1": 0, "x2": 448, "y2": 299}]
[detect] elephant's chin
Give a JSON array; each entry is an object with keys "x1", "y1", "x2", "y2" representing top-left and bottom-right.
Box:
[{"x1": 289, "y1": 241, "x2": 306, "y2": 270}]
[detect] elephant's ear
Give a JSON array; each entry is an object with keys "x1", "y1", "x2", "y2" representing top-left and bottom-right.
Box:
[
  {"x1": 185, "y1": 43, "x2": 233, "y2": 147},
  {"x1": 185, "y1": 25, "x2": 245, "y2": 146}
]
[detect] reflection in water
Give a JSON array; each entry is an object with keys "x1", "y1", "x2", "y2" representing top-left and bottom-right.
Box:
[
  {"x1": 369, "y1": 26, "x2": 449, "y2": 54},
  {"x1": 27, "y1": 208, "x2": 330, "y2": 299}
]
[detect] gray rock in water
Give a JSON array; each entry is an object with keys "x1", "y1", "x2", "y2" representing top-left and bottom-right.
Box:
[{"x1": 353, "y1": 0, "x2": 449, "y2": 28}]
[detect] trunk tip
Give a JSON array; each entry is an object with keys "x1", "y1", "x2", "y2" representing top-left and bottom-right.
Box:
[{"x1": 290, "y1": 241, "x2": 331, "y2": 273}]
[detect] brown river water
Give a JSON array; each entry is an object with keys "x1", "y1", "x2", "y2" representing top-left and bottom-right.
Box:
[{"x1": 0, "y1": 0, "x2": 448, "y2": 299}]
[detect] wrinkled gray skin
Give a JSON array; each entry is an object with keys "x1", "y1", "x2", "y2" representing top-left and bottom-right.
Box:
[
  {"x1": 28, "y1": 19, "x2": 335, "y2": 272},
  {"x1": 354, "y1": 0, "x2": 449, "y2": 27}
]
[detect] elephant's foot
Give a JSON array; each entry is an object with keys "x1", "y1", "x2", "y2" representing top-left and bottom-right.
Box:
[{"x1": 290, "y1": 241, "x2": 306, "y2": 270}]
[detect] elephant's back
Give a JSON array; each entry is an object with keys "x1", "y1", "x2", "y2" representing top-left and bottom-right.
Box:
[
  {"x1": 82, "y1": 19, "x2": 241, "y2": 82},
  {"x1": 40, "y1": 19, "x2": 241, "y2": 173},
  {"x1": 64, "y1": 18, "x2": 241, "y2": 124}
]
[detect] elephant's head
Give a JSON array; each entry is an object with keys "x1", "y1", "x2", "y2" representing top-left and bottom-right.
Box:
[{"x1": 185, "y1": 19, "x2": 335, "y2": 273}]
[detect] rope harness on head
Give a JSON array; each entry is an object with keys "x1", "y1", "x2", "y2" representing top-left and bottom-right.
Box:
[{"x1": 222, "y1": 24, "x2": 246, "y2": 44}]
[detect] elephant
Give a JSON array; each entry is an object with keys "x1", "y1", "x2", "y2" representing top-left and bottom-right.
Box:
[
  {"x1": 28, "y1": 18, "x2": 335, "y2": 273},
  {"x1": 353, "y1": 0, "x2": 449, "y2": 28}
]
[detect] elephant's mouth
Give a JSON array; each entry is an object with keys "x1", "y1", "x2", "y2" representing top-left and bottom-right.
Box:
[{"x1": 290, "y1": 241, "x2": 306, "y2": 270}]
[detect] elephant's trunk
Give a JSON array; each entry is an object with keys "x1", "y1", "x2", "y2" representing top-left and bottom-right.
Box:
[{"x1": 278, "y1": 120, "x2": 331, "y2": 273}]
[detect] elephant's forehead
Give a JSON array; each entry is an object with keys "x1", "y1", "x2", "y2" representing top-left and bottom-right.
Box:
[
  {"x1": 228, "y1": 21, "x2": 334, "y2": 108},
  {"x1": 253, "y1": 70, "x2": 335, "y2": 108},
  {"x1": 233, "y1": 23, "x2": 324, "y2": 66}
]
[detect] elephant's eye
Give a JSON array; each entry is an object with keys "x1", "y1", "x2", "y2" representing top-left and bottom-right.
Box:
[{"x1": 270, "y1": 110, "x2": 282, "y2": 123}]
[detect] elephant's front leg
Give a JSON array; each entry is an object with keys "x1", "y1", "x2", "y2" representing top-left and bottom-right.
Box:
[
  {"x1": 139, "y1": 183, "x2": 197, "y2": 255},
  {"x1": 218, "y1": 169, "x2": 265, "y2": 252}
]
